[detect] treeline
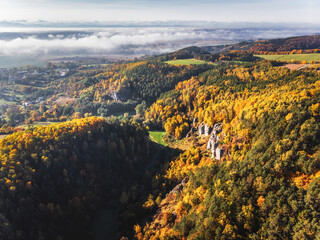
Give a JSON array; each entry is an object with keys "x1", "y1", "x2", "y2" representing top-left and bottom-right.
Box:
[
  {"x1": 158, "y1": 46, "x2": 258, "y2": 63},
  {"x1": 202, "y1": 35, "x2": 320, "y2": 54},
  {"x1": 249, "y1": 35, "x2": 320, "y2": 52}
]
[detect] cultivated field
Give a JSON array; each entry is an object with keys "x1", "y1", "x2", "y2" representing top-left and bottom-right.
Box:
[
  {"x1": 255, "y1": 53, "x2": 320, "y2": 63},
  {"x1": 281, "y1": 64, "x2": 308, "y2": 70},
  {"x1": 0, "y1": 99, "x2": 16, "y2": 105},
  {"x1": 55, "y1": 96, "x2": 76, "y2": 105},
  {"x1": 165, "y1": 59, "x2": 209, "y2": 65}
]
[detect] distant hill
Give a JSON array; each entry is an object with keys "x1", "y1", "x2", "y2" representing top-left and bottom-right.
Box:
[
  {"x1": 158, "y1": 45, "x2": 258, "y2": 62},
  {"x1": 156, "y1": 35, "x2": 320, "y2": 64},
  {"x1": 202, "y1": 35, "x2": 320, "y2": 53},
  {"x1": 158, "y1": 46, "x2": 211, "y2": 61}
]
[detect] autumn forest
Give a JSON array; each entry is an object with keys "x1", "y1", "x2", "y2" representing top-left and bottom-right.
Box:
[{"x1": 0, "y1": 35, "x2": 320, "y2": 239}]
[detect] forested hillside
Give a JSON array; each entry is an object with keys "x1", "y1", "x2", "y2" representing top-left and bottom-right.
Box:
[
  {"x1": 57, "y1": 61, "x2": 212, "y2": 105},
  {"x1": 0, "y1": 117, "x2": 170, "y2": 240},
  {"x1": 0, "y1": 35, "x2": 319, "y2": 240},
  {"x1": 137, "y1": 61, "x2": 320, "y2": 239}
]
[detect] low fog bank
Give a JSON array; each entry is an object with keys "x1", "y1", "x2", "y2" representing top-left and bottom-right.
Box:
[{"x1": 0, "y1": 26, "x2": 319, "y2": 58}]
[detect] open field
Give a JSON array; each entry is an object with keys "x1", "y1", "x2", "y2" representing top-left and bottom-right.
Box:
[
  {"x1": 3, "y1": 91, "x2": 24, "y2": 99},
  {"x1": 55, "y1": 96, "x2": 76, "y2": 105},
  {"x1": 255, "y1": 53, "x2": 320, "y2": 63},
  {"x1": 278, "y1": 63, "x2": 320, "y2": 71},
  {"x1": 111, "y1": 110, "x2": 136, "y2": 117},
  {"x1": 165, "y1": 59, "x2": 210, "y2": 65},
  {"x1": 33, "y1": 122, "x2": 54, "y2": 126},
  {"x1": 80, "y1": 64, "x2": 109, "y2": 67},
  {"x1": 0, "y1": 99, "x2": 16, "y2": 105},
  {"x1": 149, "y1": 131, "x2": 167, "y2": 146},
  {"x1": 15, "y1": 84, "x2": 47, "y2": 90},
  {"x1": 281, "y1": 64, "x2": 308, "y2": 70},
  {"x1": 18, "y1": 121, "x2": 54, "y2": 129}
]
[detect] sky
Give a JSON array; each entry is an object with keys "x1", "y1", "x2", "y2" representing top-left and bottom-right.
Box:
[{"x1": 0, "y1": 0, "x2": 319, "y2": 23}]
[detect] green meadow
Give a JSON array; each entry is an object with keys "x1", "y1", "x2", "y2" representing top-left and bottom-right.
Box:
[
  {"x1": 165, "y1": 58, "x2": 209, "y2": 65},
  {"x1": 255, "y1": 53, "x2": 320, "y2": 63},
  {"x1": 149, "y1": 131, "x2": 167, "y2": 146}
]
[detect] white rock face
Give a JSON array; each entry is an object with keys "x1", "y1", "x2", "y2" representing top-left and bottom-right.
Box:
[
  {"x1": 207, "y1": 123, "x2": 224, "y2": 160},
  {"x1": 204, "y1": 124, "x2": 210, "y2": 136},
  {"x1": 187, "y1": 121, "x2": 224, "y2": 160},
  {"x1": 216, "y1": 147, "x2": 224, "y2": 160},
  {"x1": 186, "y1": 118, "x2": 197, "y2": 138},
  {"x1": 198, "y1": 123, "x2": 205, "y2": 136}
]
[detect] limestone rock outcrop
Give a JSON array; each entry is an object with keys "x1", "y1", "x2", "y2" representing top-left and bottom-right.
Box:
[
  {"x1": 207, "y1": 123, "x2": 223, "y2": 160},
  {"x1": 185, "y1": 120, "x2": 224, "y2": 160},
  {"x1": 198, "y1": 123, "x2": 211, "y2": 136},
  {"x1": 186, "y1": 118, "x2": 197, "y2": 138},
  {"x1": 198, "y1": 123, "x2": 204, "y2": 136},
  {"x1": 204, "y1": 124, "x2": 210, "y2": 136}
]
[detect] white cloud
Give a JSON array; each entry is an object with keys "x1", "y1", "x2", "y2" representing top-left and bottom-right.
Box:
[
  {"x1": 0, "y1": 28, "x2": 213, "y2": 55},
  {"x1": 0, "y1": 27, "x2": 319, "y2": 56}
]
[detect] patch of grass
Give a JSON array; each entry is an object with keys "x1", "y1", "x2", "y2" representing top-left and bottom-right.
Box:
[
  {"x1": 18, "y1": 122, "x2": 54, "y2": 129},
  {"x1": 149, "y1": 131, "x2": 167, "y2": 146},
  {"x1": 226, "y1": 60, "x2": 246, "y2": 64},
  {"x1": 111, "y1": 111, "x2": 136, "y2": 117},
  {"x1": 255, "y1": 53, "x2": 320, "y2": 63},
  {"x1": 34, "y1": 122, "x2": 54, "y2": 126},
  {"x1": 15, "y1": 84, "x2": 47, "y2": 90},
  {"x1": 81, "y1": 64, "x2": 109, "y2": 67},
  {"x1": 1, "y1": 90, "x2": 24, "y2": 99},
  {"x1": 165, "y1": 59, "x2": 211, "y2": 66},
  {"x1": 0, "y1": 99, "x2": 16, "y2": 105}
]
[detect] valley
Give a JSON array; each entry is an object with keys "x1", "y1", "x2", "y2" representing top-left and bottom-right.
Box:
[{"x1": 0, "y1": 34, "x2": 319, "y2": 239}]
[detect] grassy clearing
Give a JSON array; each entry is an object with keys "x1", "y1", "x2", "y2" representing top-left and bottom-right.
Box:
[
  {"x1": 81, "y1": 64, "x2": 109, "y2": 67},
  {"x1": 4, "y1": 92, "x2": 24, "y2": 98},
  {"x1": 15, "y1": 84, "x2": 47, "y2": 90},
  {"x1": 18, "y1": 122, "x2": 54, "y2": 129},
  {"x1": 255, "y1": 53, "x2": 320, "y2": 63},
  {"x1": 149, "y1": 131, "x2": 167, "y2": 146},
  {"x1": 33, "y1": 122, "x2": 54, "y2": 126},
  {"x1": 165, "y1": 59, "x2": 210, "y2": 65},
  {"x1": 0, "y1": 99, "x2": 16, "y2": 105},
  {"x1": 111, "y1": 111, "x2": 136, "y2": 117}
]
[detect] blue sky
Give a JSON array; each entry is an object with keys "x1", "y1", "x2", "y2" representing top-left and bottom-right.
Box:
[{"x1": 1, "y1": 0, "x2": 319, "y2": 23}]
